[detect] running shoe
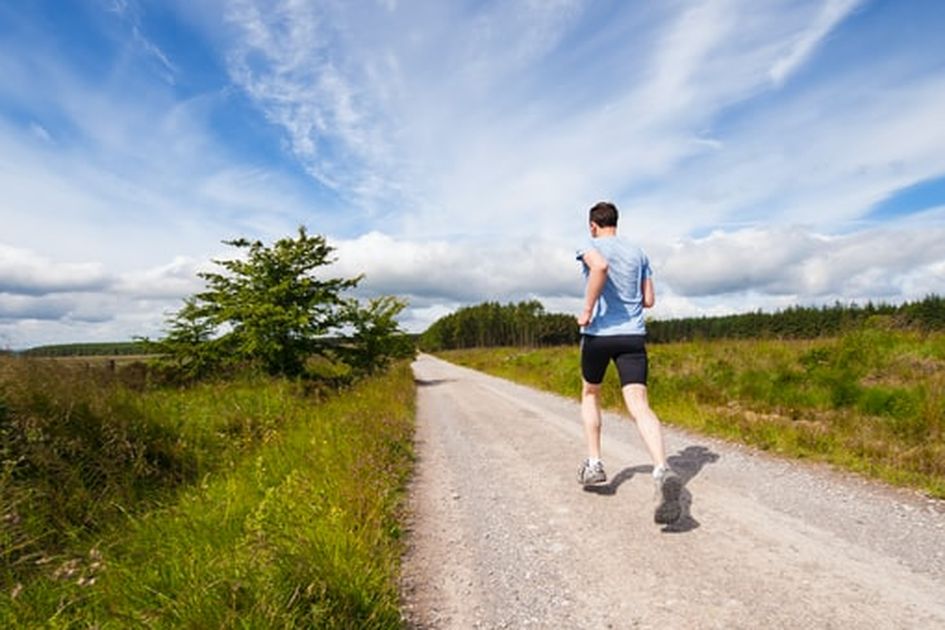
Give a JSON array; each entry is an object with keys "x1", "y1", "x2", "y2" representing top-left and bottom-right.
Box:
[{"x1": 578, "y1": 458, "x2": 607, "y2": 485}]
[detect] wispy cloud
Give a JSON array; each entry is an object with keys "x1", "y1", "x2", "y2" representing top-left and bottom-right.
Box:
[
  {"x1": 223, "y1": 0, "x2": 396, "y2": 198},
  {"x1": 216, "y1": 0, "x2": 887, "y2": 243},
  {"x1": 132, "y1": 24, "x2": 178, "y2": 85},
  {"x1": 769, "y1": 0, "x2": 864, "y2": 87}
]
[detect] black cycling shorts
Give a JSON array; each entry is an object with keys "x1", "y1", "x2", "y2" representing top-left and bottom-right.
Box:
[{"x1": 580, "y1": 334, "x2": 648, "y2": 386}]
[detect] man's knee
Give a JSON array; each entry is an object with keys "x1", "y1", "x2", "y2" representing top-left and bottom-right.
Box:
[
  {"x1": 622, "y1": 384, "x2": 650, "y2": 414},
  {"x1": 582, "y1": 381, "x2": 602, "y2": 398}
]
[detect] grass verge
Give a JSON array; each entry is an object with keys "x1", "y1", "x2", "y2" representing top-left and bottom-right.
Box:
[
  {"x1": 439, "y1": 328, "x2": 945, "y2": 498},
  {"x1": 2, "y1": 360, "x2": 415, "y2": 628}
]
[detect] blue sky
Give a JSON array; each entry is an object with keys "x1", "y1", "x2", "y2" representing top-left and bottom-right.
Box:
[{"x1": 2, "y1": 0, "x2": 945, "y2": 349}]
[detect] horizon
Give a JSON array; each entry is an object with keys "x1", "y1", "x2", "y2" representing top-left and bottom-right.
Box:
[
  {"x1": 2, "y1": 1, "x2": 945, "y2": 350},
  {"x1": 13, "y1": 293, "x2": 941, "y2": 353}
]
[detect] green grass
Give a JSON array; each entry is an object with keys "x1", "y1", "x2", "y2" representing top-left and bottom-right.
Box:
[
  {"x1": 1, "y1": 357, "x2": 415, "y2": 628},
  {"x1": 440, "y1": 328, "x2": 945, "y2": 498}
]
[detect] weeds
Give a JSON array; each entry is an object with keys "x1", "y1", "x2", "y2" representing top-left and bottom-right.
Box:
[{"x1": 1, "y1": 357, "x2": 415, "y2": 627}]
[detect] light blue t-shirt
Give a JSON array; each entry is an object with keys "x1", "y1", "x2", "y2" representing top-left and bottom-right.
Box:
[{"x1": 576, "y1": 236, "x2": 652, "y2": 336}]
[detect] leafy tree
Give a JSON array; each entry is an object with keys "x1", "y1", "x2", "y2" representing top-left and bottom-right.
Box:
[
  {"x1": 337, "y1": 296, "x2": 413, "y2": 374},
  {"x1": 152, "y1": 227, "x2": 413, "y2": 379},
  {"x1": 150, "y1": 297, "x2": 221, "y2": 381}
]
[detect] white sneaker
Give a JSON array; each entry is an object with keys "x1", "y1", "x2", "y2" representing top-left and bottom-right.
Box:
[{"x1": 578, "y1": 459, "x2": 607, "y2": 485}]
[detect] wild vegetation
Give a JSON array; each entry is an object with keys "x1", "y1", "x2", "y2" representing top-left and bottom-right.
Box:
[
  {"x1": 1, "y1": 228, "x2": 417, "y2": 626},
  {"x1": 1, "y1": 357, "x2": 415, "y2": 626},
  {"x1": 440, "y1": 322, "x2": 945, "y2": 498}
]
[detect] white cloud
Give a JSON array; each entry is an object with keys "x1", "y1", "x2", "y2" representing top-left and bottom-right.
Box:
[
  {"x1": 132, "y1": 24, "x2": 178, "y2": 85},
  {"x1": 332, "y1": 231, "x2": 579, "y2": 303},
  {"x1": 769, "y1": 0, "x2": 863, "y2": 87},
  {"x1": 213, "y1": 0, "x2": 888, "y2": 245},
  {"x1": 333, "y1": 221, "x2": 945, "y2": 331},
  {"x1": 113, "y1": 256, "x2": 206, "y2": 299},
  {"x1": 659, "y1": 224, "x2": 945, "y2": 301},
  {"x1": 0, "y1": 245, "x2": 110, "y2": 296}
]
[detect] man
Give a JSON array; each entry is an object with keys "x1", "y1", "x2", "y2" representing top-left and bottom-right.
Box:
[{"x1": 575, "y1": 201, "x2": 682, "y2": 525}]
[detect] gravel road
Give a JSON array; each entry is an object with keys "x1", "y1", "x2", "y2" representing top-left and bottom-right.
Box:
[{"x1": 399, "y1": 354, "x2": 945, "y2": 629}]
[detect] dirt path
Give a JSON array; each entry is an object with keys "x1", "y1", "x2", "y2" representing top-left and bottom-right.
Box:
[{"x1": 399, "y1": 354, "x2": 945, "y2": 629}]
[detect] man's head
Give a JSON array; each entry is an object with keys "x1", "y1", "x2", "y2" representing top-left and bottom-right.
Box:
[{"x1": 589, "y1": 201, "x2": 618, "y2": 236}]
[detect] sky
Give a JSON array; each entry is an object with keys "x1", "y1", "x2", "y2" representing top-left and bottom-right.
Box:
[{"x1": 2, "y1": 0, "x2": 945, "y2": 349}]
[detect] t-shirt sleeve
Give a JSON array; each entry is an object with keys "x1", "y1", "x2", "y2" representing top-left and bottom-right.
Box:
[
  {"x1": 576, "y1": 238, "x2": 595, "y2": 261},
  {"x1": 641, "y1": 251, "x2": 653, "y2": 278}
]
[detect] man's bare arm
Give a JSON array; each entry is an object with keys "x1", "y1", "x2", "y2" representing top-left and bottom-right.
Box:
[
  {"x1": 577, "y1": 249, "x2": 608, "y2": 326},
  {"x1": 642, "y1": 277, "x2": 655, "y2": 308}
]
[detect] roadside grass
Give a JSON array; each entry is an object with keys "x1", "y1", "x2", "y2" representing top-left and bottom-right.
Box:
[
  {"x1": 439, "y1": 327, "x2": 945, "y2": 498},
  {"x1": 1, "y1": 357, "x2": 415, "y2": 628}
]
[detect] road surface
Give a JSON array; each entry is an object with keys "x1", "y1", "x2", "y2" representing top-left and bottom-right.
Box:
[{"x1": 399, "y1": 354, "x2": 945, "y2": 629}]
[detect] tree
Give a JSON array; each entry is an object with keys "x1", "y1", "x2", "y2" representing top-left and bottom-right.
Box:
[
  {"x1": 152, "y1": 227, "x2": 412, "y2": 379},
  {"x1": 337, "y1": 296, "x2": 414, "y2": 374},
  {"x1": 150, "y1": 297, "x2": 220, "y2": 381}
]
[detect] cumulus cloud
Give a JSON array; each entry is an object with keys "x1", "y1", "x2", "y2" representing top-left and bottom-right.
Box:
[
  {"x1": 0, "y1": 243, "x2": 208, "y2": 346},
  {"x1": 332, "y1": 231, "x2": 579, "y2": 303},
  {"x1": 659, "y1": 224, "x2": 945, "y2": 301},
  {"x1": 113, "y1": 256, "x2": 206, "y2": 299},
  {"x1": 0, "y1": 245, "x2": 110, "y2": 296},
  {"x1": 333, "y1": 223, "x2": 945, "y2": 330}
]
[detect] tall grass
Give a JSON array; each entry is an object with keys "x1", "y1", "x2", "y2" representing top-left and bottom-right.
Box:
[
  {"x1": 441, "y1": 327, "x2": 945, "y2": 498},
  {"x1": 1, "y1": 357, "x2": 415, "y2": 627}
]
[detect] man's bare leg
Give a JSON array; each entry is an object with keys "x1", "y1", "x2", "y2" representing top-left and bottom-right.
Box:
[
  {"x1": 622, "y1": 383, "x2": 667, "y2": 469},
  {"x1": 581, "y1": 381, "x2": 603, "y2": 459},
  {"x1": 624, "y1": 383, "x2": 681, "y2": 523}
]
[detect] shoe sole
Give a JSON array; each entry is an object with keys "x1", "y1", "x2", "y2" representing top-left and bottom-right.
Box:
[
  {"x1": 579, "y1": 473, "x2": 607, "y2": 486},
  {"x1": 654, "y1": 475, "x2": 682, "y2": 524}
]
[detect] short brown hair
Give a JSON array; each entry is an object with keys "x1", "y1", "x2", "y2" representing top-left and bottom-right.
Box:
[{"x1": 589, "y1": 201, "x2": 618, "y2": 227}]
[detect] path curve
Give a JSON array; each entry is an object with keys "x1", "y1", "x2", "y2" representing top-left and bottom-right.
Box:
[{"x1": 399, "y1": 354, "x2": 945, "y2": 629}]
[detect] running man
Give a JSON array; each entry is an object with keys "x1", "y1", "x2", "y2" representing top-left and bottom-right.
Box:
[{"x1": 575, "y1": 201, "x2": 682, "y2": 525}]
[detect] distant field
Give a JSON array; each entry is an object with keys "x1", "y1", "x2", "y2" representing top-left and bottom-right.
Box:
[{"x1": 440, "y1": 327, "x2": 945, "y2": 498}]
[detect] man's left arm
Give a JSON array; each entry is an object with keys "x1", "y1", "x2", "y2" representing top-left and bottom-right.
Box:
[
  {"x1": 577, "y1": 248, "x2": 608, "y2": 326},
  {"x1": 642, "y1": 276, "x2": 655, "y2": 308}
]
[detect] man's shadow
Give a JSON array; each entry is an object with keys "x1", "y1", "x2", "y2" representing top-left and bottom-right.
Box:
[{"x1": 584, "y1": 445, "x2": 720, "y2": 533}]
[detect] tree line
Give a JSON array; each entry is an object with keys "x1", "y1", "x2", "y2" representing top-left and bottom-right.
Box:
[
  {"x1": 22, "y1": 342, "x2": 154, "y2": 357},
  {"x1": 418, "y1": 300, "x2": 579, "y2": 351},
  {"x1": 646, "y1": 295, "x2": 945, "y2": 342},
  {"x1": 419, "y1": 295, "x2": 945, "y2": 350}
]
